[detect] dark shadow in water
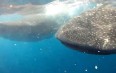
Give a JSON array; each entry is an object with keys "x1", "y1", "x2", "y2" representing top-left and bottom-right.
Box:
[
  {"x1": 0, "y1": 17, "x2": 59, "y2": 42},
  {"x1": 61, "y1": 41, "x2": 116, "y2": 55}
]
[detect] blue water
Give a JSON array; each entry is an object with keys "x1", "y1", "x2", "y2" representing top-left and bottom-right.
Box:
[
  {"x1": 0, "y1": 37, "x2": 116, "y2": 73},
  {"x1": 0, "y1": 1, "x2": 116, "y2": 73}
]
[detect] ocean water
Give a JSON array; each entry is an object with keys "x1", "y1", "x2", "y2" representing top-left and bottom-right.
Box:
[
  {"x1": 0, "y1": 37, "x2": 116, "y2": 73},
  {"x1": 0, "y1": 0, "x2": 116, "y2": 73},
  {"x1": 0, "y1": 14, "x2": 23, "y2": 22}
]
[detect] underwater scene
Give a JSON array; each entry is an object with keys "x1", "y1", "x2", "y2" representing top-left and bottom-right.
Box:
[{"x1": 0, "y1": 0, "x2": 116, "y2": 73}]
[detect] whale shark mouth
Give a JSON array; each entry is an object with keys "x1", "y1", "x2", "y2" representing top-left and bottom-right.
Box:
[{"x1": 0, "y1": 0, "x2": 112, "y2": 42}]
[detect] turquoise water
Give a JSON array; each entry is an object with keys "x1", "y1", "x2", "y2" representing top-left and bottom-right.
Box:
[
  {"x1": 0, "y1": 14, "x2": 23, "y2": 22},
  {"x1": 0, "y1": 1, "x2": 116, "y2": 73}
]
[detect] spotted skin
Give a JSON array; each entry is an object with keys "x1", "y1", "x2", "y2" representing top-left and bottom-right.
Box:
[{"x1": 56, "y1": 4, "x2": 116, "y2": 55}]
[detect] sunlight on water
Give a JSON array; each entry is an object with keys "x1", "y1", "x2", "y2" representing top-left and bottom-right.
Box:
[{"x1": 45, "y1": 0, "x2": 97, "y2": 17}]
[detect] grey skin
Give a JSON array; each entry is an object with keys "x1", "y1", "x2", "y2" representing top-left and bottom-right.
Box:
[
  {"x1": 56, "y1": 4, "x2": 116, "y2": 55},
  {"x1": 0, "y1": 4, "x2": 67, "y2": 42},
  {"x1": 0, "y1": 14, "x2": 59, "y2": 42}
]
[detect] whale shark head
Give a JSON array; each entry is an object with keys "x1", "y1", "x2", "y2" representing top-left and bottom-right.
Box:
[{"x1": 56, "y1": 3, "x2": 116, "y2": 55}]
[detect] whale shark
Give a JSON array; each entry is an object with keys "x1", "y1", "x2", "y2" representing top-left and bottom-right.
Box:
[
  {"x1": 0, "y1": 14, "x2": 60, "y2": 41},
  {"x1": 56, "y1": 3, "x2": 116, "y2": 55},
  {"x1": 0, "y1": 0, "x2": 97, "y2": 42},
  {"x1": 0, "y1": 3, "x2": 62, "y2": 42}
]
